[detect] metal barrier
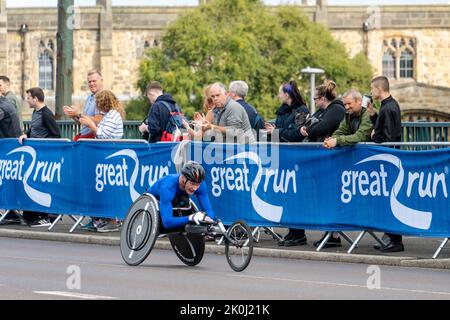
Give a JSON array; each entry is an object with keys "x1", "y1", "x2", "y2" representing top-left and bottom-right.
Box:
[
  {"x1": 24, "y1": 120, "x2": 142, "y2": 140},
  {"x1": 23, "y1": 120, "x2": 450, "y2": 143},
  {"x1": 2, "y1": 137, "x2": 450, "y2": 259},
  {"x1": 402, "y1": 121, "x2": 450, "y2": 143},
  {"x1": 343, "y1": 141, "x2": 450, "y2": 259}
]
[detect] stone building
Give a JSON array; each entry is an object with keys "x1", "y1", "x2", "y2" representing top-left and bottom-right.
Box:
[{"x1": 0, "y1": 0, "x2": 449, "y2": 121}]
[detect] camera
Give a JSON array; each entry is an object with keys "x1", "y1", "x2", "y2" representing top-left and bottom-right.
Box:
[{"x1": 295, "y1": 111, "x2": 319, "y2": 130}]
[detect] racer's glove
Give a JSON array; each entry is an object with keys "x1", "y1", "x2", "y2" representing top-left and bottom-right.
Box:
[{"x1": 189, "y1": 212, "x2": 213, "y2": 225}]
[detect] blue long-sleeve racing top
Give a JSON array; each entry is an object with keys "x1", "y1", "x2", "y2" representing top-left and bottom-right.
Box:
[{"x1": 148, "y1": 174, "x2": 215, "y2": 229}]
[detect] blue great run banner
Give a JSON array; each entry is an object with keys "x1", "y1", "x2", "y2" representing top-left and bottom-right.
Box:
[{"x1": 1, "y1": 139, "x2": 449, "y2": 237}]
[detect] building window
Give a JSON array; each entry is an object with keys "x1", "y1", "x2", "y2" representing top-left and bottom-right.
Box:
[
  {"x1": 39, "y1": 51, "x2": 53, "y2": 90},
  {"x1": 382, "y1": 37, "x2": 416, "y2": 80},
  {"x1": 38, "y1": 39, "x2": 55, "y2": 90},
  {"x1": 400, "y1": 49, "x2": 414, "y2": 78},
  {"x1": 382, "y1": 51, "x2": 396, "y2": 79}
]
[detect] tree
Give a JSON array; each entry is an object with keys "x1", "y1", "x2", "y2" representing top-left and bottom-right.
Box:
[{"x1": 128, "y1": 0, "x2": 373, "y2": 120}]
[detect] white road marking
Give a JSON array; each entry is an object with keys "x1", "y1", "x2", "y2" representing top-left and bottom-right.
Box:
[
  {"x1": 229, "y1": 274, "x2": 450, "y2": 297},
  {"x1": 34, "y1": 291, "x2": 117, "y2": 300}
]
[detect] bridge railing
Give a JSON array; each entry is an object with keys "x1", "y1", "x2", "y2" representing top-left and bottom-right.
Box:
[{"x1": 24, "y1": 120, "x2": 450, "y2": 143}]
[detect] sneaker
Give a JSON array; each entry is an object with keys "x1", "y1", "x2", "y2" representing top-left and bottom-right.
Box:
[
  {"x1": 97, "y1": 220, "x2": 120, "y2": 233},
  {"x1": 380, "y1": 241, "x2": 404, "y2": 253},
  {"x1": 283, "y1": 235, "x2": 307, "y2": 247},
  {"x1": 313, "y1": 234, "x2": 342, "y2": 249},
  {"x1": 29, "y1": 219, "x2": 52, "y2": 228},
  {"x1": 373, "y1": 234, "x2": 391, "y2": 250},
  {"x1": 81, "y1": 220, "x2": 97, "y2": 231}
]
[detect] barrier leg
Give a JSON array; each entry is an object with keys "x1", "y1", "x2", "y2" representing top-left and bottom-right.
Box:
[
  {"x1": 368, "y1": 231, "x2": 386, "y2": 246},
  {"x1": 263, "y1": 227, "x2": 283, "y2": 241},
  {"x1": 68, "y1": 215, "x2": 79, "y2": 223},
  {"x1": 252, "y1": 227, "x2": 261, "y2": 243},
  {"x1": 338, "y1": 231, "x2": 354, "y2": 246},
  {"x1": 316, "y1": 232, "x2": 331, "y2": 252},
  {"x1": 0, "y1": 210, "x2": 10, "y2": 223},
  {"x1": 48, "y1": 214, "x2": 63, "y2": 231},
  {"x1": 433, "y1": 238, "x2": 449, "y2": 259},
  {"x1": 347, "y1": 231, "x2": 366, "y2": 254},
  {"x1": 69, "y1": 216, "x2": 85, "y2": 233}
]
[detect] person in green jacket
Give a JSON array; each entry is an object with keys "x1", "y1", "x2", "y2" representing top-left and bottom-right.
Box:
[
  {"x1": 316, "y1": 89, "x2": 374, "y2": 249},
  {"x1": 323, "y1": 89, "x2": 373, "y2": 149}
]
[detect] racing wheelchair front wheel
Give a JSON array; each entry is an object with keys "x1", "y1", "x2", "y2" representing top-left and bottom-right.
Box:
[
  {"x1": 224, "y1": 220, "x2": 254, "y2": 272},
  {"x1": 120, "y1": 194, "x2": 160, "y2": 266}
]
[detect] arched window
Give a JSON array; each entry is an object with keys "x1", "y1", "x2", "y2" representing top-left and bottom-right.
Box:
[
  {"x1": 38, "y1": 38, "x2": 56, "y2": 90},
  {"x1": 382, "y1": 37, "x2": 416, "y2": 80},
  {"x1": 382, "y1": 51, "x2": 396, "y2": 79},
  {"x1": 39, "y1": 50, "x2": 53, "y2": 90},
  {"x1": 400, "y1": 49, "x2": 414, "y2": 78}
]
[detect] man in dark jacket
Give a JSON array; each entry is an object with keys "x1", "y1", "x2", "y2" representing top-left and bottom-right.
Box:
[
  {"x1": 141, "y1": 81, "x2": 180, "y2": 143},
  {"x1": 0, "y1": 96, "x2": 22, "y2": 138},
  {"x1": 367, "y1": 76, "x2": 404, "y2": 253},
  {"x1": 0, "y1": 95, "x2": 23, "y2": 225},
  {"x1": 368, "y1": 76, "x2": 402, "y2": 143},
  {"x1": 229, "y1": 80, "x2": 265, "y2": 140}
]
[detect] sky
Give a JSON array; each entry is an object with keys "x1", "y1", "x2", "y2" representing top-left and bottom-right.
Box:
[{"x1": 5, "y1": 0, "x2": 450, "y2": 8}]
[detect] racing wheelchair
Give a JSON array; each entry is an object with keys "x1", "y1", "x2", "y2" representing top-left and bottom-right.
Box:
[{"x1": 120, "y1": 193, "x2": 254, "y2": 272}]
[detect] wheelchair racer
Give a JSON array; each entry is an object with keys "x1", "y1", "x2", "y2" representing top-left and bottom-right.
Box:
[{"x1": 148, "y1": 161, "x2": 215, "y2": 229}]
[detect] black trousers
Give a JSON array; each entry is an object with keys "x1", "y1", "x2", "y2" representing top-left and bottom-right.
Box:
[
  {"x1": 385, "y1": 232, "x2": 402, "y2": 243},
  {"x1": 288, "y1": 228, "x2": 305, "y2": 237},
  {"x1": 22, "y1": 211, "x2": 48, "y2": 222}
]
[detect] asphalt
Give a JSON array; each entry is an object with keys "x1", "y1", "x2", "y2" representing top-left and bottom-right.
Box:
[{"x1": 0, "y1": 216, "x2": 449, "y2": 270}]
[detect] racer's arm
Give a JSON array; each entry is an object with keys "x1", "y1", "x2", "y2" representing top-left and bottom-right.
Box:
[
  {"x1": 196, "y1": 182, "x2": 215, "y2": 220},
  {"x1": 159, "y1": 186, "x2": 189, "y2": 229}
]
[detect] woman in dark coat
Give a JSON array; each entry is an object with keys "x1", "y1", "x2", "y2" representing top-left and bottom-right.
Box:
[{"x1": 265, "y1": 80, "x2": 309, "y2": 247}]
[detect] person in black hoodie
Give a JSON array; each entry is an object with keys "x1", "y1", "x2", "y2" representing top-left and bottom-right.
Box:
[
  {"x1": 367, "y1": 76, "x2": 404, "y2": 253},
  {"x1": 299, "y1": 80, "x2": 345, "y2": 248},
  {"x1": 141, "y1": 81, "x2": 181, "y2": 143},
  {"x1": 299, "y1": 80, "x2": 345, "y2": 142},
  {"x1": 265, "y1": 80, "x2": 309, "y2": 247}
]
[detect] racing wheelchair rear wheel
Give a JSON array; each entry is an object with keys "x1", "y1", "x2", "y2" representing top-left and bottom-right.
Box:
[
  {"x1": 169, "y1": 233, "x2": 205, "y2": 267},
  {"x1": 224, "y1": 220, "x2": 253, "y2": 272},
  {"x1": 120, "y1": 194, "x2": 159, "y2": 266}
]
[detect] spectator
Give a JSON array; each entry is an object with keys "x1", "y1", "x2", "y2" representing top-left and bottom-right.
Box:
[
  {"x1": 265, "y1": 80, "x2": 309, "y2": 143},
  {"x1": 367, "y1": 76, "x2": 404, "y2": 253},
  {"x1": 0, "y1": 93, "x2": 22, "y2": 139},
  {"x1": 139, "y1": 81, "x2": 181, "y2": 143},
  {"x1": 0, "y1": 93, "x2": 23, "y2": 226},
  {"x1": 196, "y1": 84, "x2": 215, "y2": 124},
  {"x1": 265, "y1": 80, "x2": 309, "y2": 247},
  {"x1": 63, "y1": 70, "x2": 104, "y2": 141},
  {"x1": 0, "y1": 75, "x2": 23, "y2": 130},
  {"x1": 79, "y1": 90, "x2": 124, "y2": 139},
  {"x1": 202, "y1": 82, "x2": 256, "y2": 144},
  {"x1": 18, "y1": 87, "x2": 61, "y2": 227},
  {"x1": 182, "y1": 84, "x2": 215, "y2": 141},
  {"x1": 229, "y1": 80, "x2": 265, "y2": 140},
  {"x1": 299, "y1": 80, "x2": 345, "y2": 142},
  {"x1": 79, "y1": 90, "x2": 125, "y2": 232},
  {"x1": 323, "y1": 89, "x2": 373, "y2": 148},
  {"x1": 317, "y1": 89, "x2": 374, "y2": 248}
]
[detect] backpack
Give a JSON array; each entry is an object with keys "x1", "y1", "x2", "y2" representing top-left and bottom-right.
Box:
[
  {"x1": 159, "y1": 101, "x2": 185, "y2": 142},
  {"x1": 253, "y1": 113, "x2": 265, "y2": 131}
]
